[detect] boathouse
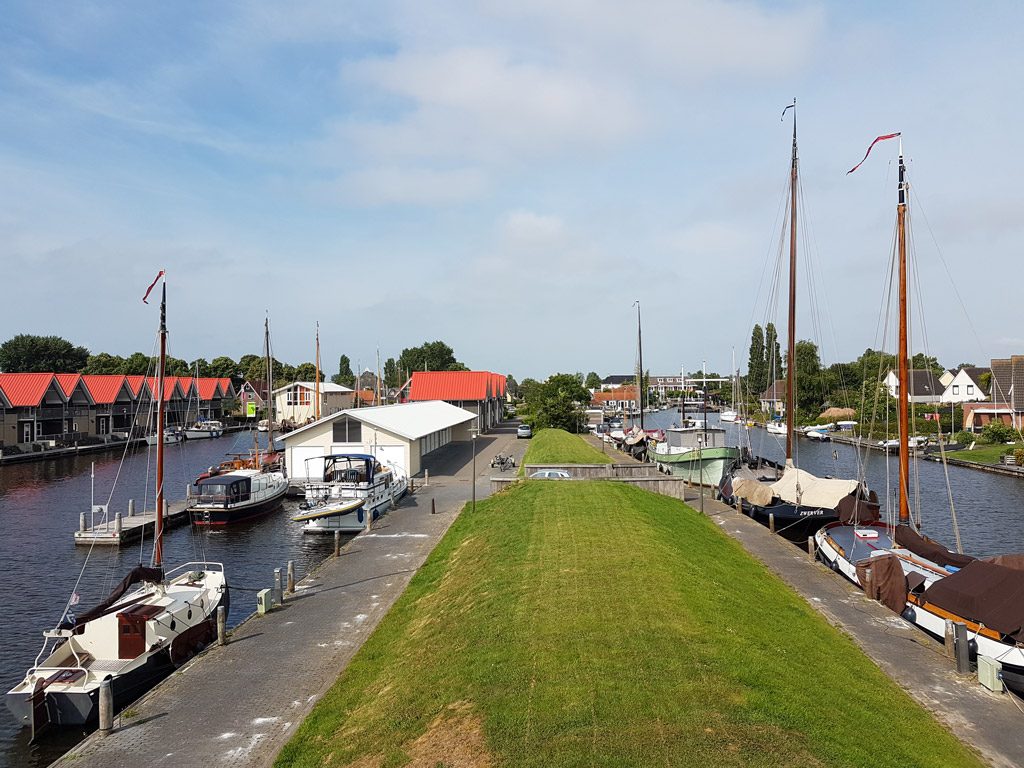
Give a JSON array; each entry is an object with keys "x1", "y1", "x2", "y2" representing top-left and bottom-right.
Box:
[
  {"x1": 280, "y1": 400, "x2": 477, "y2": 482},
  {"x1": 406, "y1": 371, "x2": 506, "y2": 432},
  {"x1": 273, "y1": 381, "x2": 354, "y2": 424}
]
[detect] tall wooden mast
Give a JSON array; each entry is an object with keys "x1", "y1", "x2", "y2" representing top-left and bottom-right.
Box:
[
  {"x1": 636, "y1": 300, "x2": 644, "y2": 432},
  {"x1": 265, "y1": 316, "x2": 274, "y2": 457},
  {"x1": 154, "y1": 281, "x2": 167, "y2": 567},
  {"x1": 896, "y1": 140, "x2": 911, "y2": 526},
  {"x1": 785, "y1": 98, "x2": 798, "y2": 462},
  {"x1": 314, "y1": 322, "x2": 321, "y2": 420}
]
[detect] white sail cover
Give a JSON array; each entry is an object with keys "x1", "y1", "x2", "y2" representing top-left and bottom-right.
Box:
[{"x1": 769, "y1": 466, "x2": 859, "y2": 508}]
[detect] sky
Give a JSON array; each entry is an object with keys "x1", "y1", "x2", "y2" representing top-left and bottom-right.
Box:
[{"x1": 2, "y1": 1, "x2": 1022, "y2": 381}]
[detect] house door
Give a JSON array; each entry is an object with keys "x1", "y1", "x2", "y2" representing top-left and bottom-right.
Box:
[
  {"x1": 19, "y1": 422, "x2": 33, "y2": 443},
  {"x1": 97, "y1": 416, "x2": 110, "y2": 436}
]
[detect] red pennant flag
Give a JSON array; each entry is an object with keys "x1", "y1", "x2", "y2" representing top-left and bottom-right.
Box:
[
  {"x1": 142, "y1": 270, "x2": 166, "y2": 304},
  {"x1": 847, "y1": 132, "x2": 901, "y2": 174}
]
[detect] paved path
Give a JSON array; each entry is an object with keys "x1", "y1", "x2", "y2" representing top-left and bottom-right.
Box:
[
  {"x1": 56, "y1": 424, "x2": 522, "y2": 768},
  {"x1": 705, "y1": 498, "x2": 1024, "y2": 768}
]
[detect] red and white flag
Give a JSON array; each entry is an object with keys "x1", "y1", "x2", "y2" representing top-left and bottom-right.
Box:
[
  {"x1": 69, "y1": 592, "x2": 80, "y2": 606},
  {"x1": 142, "y1": 270, "x2": 166, "y2": 304},
  {"x1": 847, "y1": 132, "x2": 901, "y2": 174}
]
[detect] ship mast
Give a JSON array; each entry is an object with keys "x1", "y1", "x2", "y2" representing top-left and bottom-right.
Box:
[
  {"x1": 785, "y1": 98, "x2": 798, "y2": 462},
  {"x1": 265, "y1": 316, "x2": 274, "y2": 460},
  {"x1": 154, "y1": 281, "x2": 167, "y2": 567},
  {"x1": 896, "y1": 139, "x2": 911, "y2": 526},
  {"x1": 314, "y1": 322, "x2": 321, "y2": 421},
  {"x1": 635, "y1": 300, "x2": 644, "y2": 432}
]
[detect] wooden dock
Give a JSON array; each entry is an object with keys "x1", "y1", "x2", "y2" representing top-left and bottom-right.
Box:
[{"x1": 73, "y1": 499, "x2": 193, "y2": 546}]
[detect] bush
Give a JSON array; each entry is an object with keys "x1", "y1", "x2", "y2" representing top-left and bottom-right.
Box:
[
  {"x1": 982, "y1": 422, "x2": 1017, "y2": 444},
  {"x1": 954, "y1": 430, "x2": 975, "y2": 446},
  {"x1": 1015, "y1": 448, "x2": 1024, "y2": 467}
]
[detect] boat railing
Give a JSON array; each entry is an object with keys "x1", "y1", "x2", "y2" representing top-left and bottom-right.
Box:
[{"x1": 165, "y1": 561, "x2": 225, "y2": 578}]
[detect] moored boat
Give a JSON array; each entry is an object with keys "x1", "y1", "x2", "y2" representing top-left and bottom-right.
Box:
[
  {"x1": 294, "y1": 453, "x2": 407, "y2": 533},
  {"x1": 184, "y1": 419, "x2": 224, "y2": 439},
  {"x1": 189, "y1": 465, "x2": 288, "y2": 525},
  {"x1": 649, "y1": 425, "x2": 740, "y2": 487},
  {"x1": 144, "y1": 427, "x2": 183, "y2": 446}
]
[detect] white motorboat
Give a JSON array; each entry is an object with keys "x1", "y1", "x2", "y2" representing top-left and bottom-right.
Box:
[
  {"x1": 184, "y1": 420, "x2": 224, "y2": 439},
  {"x1": 766, "y1": 421, "x2": 787, "y2": 435},
  {"x1": 144, "y1": 428, "x2": 183, "y2": 446},
  {"x1": 295, "y1": 453, "x2": 407, "y2": 533},
  {"x1": 720, "y1": 410, "x2": 739, "y2": 423}
]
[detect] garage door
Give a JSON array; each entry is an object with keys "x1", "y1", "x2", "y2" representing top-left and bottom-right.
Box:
[
  {"x1": 370, "y1": 445, "x2": 408, "y2": 478},
  {"x1": 288, "y1": 446, "x2": 326, "y2": 482}
]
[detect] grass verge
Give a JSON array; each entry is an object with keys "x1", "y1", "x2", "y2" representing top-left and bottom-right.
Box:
[
  {"x1": 953, "y1": 442, "x2": 1022, "y2": 465},
  {"x1": 522, "y1": 427, "x2": 612, "y2": 465},
  {"x1": 276, "y1": 481, "x2": 982, "y2": 768}
]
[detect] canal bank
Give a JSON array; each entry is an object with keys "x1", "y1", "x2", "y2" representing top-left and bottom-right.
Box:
[{"x1": 51, "y1": 424, "x2": 526, "y2": 768}]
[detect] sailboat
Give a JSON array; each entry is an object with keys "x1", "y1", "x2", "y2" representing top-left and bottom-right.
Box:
[
  {"x1": 720, "y1": 350, "x2": 740, "y2": 423},
  {"x1": 815, "y1": 135, "x2": 1024, "y2": 695},
  {"x1": 5, "y1": 275, "x2": 228, "y2": 735},
  {"x1": 189, "y1": 316, "x2": 287, "y2": 526},
  {"x1": 719, "y1": 101, "x2": 878, "y2": 543}
]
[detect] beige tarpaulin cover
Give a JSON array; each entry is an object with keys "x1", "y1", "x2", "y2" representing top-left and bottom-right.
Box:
[
  {"x1": 731, "y1": 479, "x2": 775, "y2": 507},
  {"x1": 768, "y1": 466, "x2": 859, "y2": 508}
]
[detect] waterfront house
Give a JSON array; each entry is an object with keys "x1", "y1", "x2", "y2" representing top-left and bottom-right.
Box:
[
  {"x1": 759, "y1": 379, "x2": 786, "y2": 414},
  {"x1": 940, "y1": 367, "x2": 990, "y2": 404},
  {"x1": 0, "y1": 373, "x2": 67, "y2": 446},
  {"x1": 591, "y1": 386, "x2": 639, "y2": 412},
  {"x1": 883, "y1": 370, "x2": 944, "y2": 404},
  {"x1": 406, "y1": 371, "x2": 506, "y2": 432},
  {"x1": 237, "y1": 380, "x2": 268, "y2": 419},
  {"x1": 273, "y1": 381, "x2": 354, "y2": 425},
  {"x1": 280, "y1": 400, "x2": 478, "y2": 482}
]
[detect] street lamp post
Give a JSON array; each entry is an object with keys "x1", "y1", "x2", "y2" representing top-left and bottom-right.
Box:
[{"x1": 471, "y1": 427, "x2": 479, "y2": 514}]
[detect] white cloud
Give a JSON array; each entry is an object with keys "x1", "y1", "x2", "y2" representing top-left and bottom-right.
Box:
[
  {"x1": 313, "y1": 166, "x2": 486, "y2": 206},
  {"x1": 499, "y1": 210, "x2": 567, "y2": 248}
]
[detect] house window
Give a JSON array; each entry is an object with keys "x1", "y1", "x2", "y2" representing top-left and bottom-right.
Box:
[
  {"x1": 967, "y1": 385, "x2": 974, "y2": 395},
  {"x1": 952, "y1": 385, "x2": 959, "y2": 395},
  {"x1": 332, "y1": 418, "x2": 362, "y2": 443}
]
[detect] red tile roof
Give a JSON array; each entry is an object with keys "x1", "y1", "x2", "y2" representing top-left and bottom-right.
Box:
[
  {"x1": 125, "y1": 375, "x2": 149, "y2": 397},
  {"x1": 145, "y1": 377, "x2": 181, "y2": 402},
  {"x1": 81, "y1": 375, "x2": 133, "y2": 405},
  {"x1": 408, "y1": 371, "x2": 501, "y2": 402},
  {"x1": 0, "y1": 373, "x2": 63, "y2": 407},
  {"x1": 197, "y1": 379, "x2": 220, "y2": 400},
  {"x1": 218, "y1": 378, "x2": 234, "y2": 397}
]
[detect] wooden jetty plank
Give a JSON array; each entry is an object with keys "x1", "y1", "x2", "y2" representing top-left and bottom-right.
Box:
[{"x1": 73, "y1": 500, "x2": 192, "y2": 546}]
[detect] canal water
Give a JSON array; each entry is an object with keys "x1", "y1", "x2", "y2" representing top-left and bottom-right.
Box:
[
  {"x1": 0, "y1": 433, "x2": 344, "y2": 767},
  {"x1": 644, "y1": 408, "x2": 1024, "y2": 556}
]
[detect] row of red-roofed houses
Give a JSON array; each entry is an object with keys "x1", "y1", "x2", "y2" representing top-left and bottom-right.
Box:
[
  {"x1": 0, "y1": 372, "x2": 236, "y2": 453},
  {"x1": 403, "y1": 371, "x2": 507, "y2": 432}
]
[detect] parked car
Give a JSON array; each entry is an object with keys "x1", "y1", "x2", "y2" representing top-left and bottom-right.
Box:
[
  {"x1": 529, "y1": 469, "x2": 571, "y2": 479},
  {"x1": 517, "y1": 424, "x2": 533, "y2": 439}
]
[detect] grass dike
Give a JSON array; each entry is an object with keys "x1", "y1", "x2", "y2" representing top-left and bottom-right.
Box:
[
  {"x1": 276, "y1": 480, "x2": 983, "y2": 767},
  {"x1": 521, "y1": 427, "x2": 613, "y2": 465}
]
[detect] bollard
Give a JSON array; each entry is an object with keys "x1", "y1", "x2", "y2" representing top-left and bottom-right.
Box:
[
  {"x1": 424, "y1": 469, "x2": 429, "y2": 487},
  {"x1": 410, "y1": 476, "x2": 415, "y2": 493},
  {"x1": 114, "y1": 513, "x2": 122, "y2": 536},
  {"x1": 163, "y1": 499, "x2": 169, "y2": 523},
  {"x1": 334, "y1": 530, "x2": 341, "y2": 557},
  {"x1": 768, "y1": 513, "x2": 775, "y2": 534},
  {"x1": 287, "y1": 560, "x2": 295, "y2": 594},
  {"x1": 273, "y1": 568, "x2": 283, "y2": 606},
  {"x1": 806, "y1": 536, "x2": 816, "y2": 560},
  {"x1": 953, "y1": 621, "x2": 971, "y2": 674},
  {"x1": 217, "y1": 605, "x2": 227, "y2": 646},
  {"x1": 127, "y1": 498, "x2": 135, "y2": 518},
  {"x1": 98, "y1": 679, "x2": 113, "y2": 734},
  {"x1": 80, "y1": 512, "x2": 87, "y2": 533},
  {"x1": 944, "y1": 619, "x2": 956, "y2": 659},
  {"x1": 431, "y1": 498, "x2": 436, "y2": 515}
]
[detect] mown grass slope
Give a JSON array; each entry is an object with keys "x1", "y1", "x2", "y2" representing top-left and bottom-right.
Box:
[
  {"x1": 522, "y1": 427, "x2": 612, "y2": 465},
  {"x1": 277, "y1": 481, "x2": 982, "y2": 768}
]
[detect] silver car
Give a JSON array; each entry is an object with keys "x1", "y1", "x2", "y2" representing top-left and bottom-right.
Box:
[
  {"x1": 517, "y1": 424, "x2": 533, "y2": 439},
  {"x1": 529, "y1": 469, "x2": 571, "y2": 479}
]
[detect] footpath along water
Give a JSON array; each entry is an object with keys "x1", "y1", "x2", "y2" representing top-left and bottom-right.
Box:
[
  {"x1": 0, "y1": 432, "x2": 343, "y2": 768},
  {"x1": 645, "y1": 408, "x2": 1024, "y2": 556}
]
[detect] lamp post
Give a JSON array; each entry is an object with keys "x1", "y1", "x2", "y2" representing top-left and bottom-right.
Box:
[{"x1": 470, "y1": 426, "x2": 479, "y2": 514}]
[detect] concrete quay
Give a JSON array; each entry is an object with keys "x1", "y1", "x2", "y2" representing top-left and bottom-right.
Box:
[{"x1": 54, "y1": 424, "x2": 527, "y2": 768}]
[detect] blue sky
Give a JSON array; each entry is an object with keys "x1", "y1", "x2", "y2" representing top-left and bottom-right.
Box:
[{"x1": 2, "y1": 1, "x2": 1022, "y2": 380}]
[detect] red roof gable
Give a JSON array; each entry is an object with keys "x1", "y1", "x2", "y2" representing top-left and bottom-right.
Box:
[
  {"x1": 0, "y1": 373, "x2": 62, "y2": 407},
  {"x1": 55, "y1": 373, "x2": 83, "y2": 398},
  {"x1": 218, "y1": 378, "x2": 234, "y2": 397},
  {"x1": 81, "y1": 375, "x2": 130, "y2": 405},
  {"x1": 197, "y1": 379, "x2": 220, "y2": 400},
  {"x1": 145, "y1": 377, "x2": 180, "y2": 402},
  {"x1": 408, "y1": 371, "x2": 495, "y2": 402},
  {"x1": 125, "y1": 375, "x2": 148, "y2": 397}
]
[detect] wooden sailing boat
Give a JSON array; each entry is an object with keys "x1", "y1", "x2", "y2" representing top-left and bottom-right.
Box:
[
  {"x1": 5, "y1": 275, "x2": 228, "y2": 735},
  {"x1": 720, "y1": 101, "x2": 878, "y2": 543},
  {"x1": 189, "y1": 316, "x2": 287, "y2": 526},
  {"x1": 815, "y1": 135, "x2": 1024, "y2": 695}
]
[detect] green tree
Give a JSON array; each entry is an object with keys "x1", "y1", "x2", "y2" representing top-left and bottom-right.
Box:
[
  {"x1": 294, "y1": 362, "x2": 320, "y2": 381},
  {"x1": 383, "y1": 357, "x2": 401, "y2": 388},
  {"x1": 910, "y1": 353, "x2": 943, "y2": 375},
  {"x1": 0, "y1": 334, "x2": 90, "y2": 372},
  {"x1": 527, "y1": 373, "x2": 592, "y2": 432},
  {"x1": 747, "y1": 325, "x2": 766, "y2": 395},
  {"x1": 331, "y1": 355, "x2": 355, "y2": 387},
  {"x1": 397, "y1": 341, "x2": 464, "y2": 373},
  {"x1": 764, "y1": 323, "x2": 783, "y2": 384},
  {"x1": 123, "y1": 352, "x2": 153, "y2": 375},
  {"x1": 82, "y1": 352, "x2": 127, "y2": 374},
  {"x1": 584, "y1": 371, "x2": 602, "y2": 389},
  {"x1": 505, "y1": 374, "x2": 519, "y2": 398},
  {"x1": 208, "y1": 356, "x2": 239, "y2": 380},
  {"x1": 189, "y1": 358, "x2": 211, "y2": 377},
  {"x1": 165, "y1": 357, "x2": 190, "y2": 376},
  {"x1": 792, "y1": 339, "x2": 823, "y2": 412}
]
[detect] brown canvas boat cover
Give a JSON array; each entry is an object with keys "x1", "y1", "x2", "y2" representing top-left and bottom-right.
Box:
[
  {"x1": 855, "y1": 554, "x2": 908, "y2": 613},
  {"x1": 769, "y1": 466, "x2": 860, "y2": 509},
  {"x1": 923, "y1": 559, "x2": 1024, "y2": 641},
  {"x1": 732, "y1": 478, "x2": 775, "y2": 507},
  {"x1": 835, "y1": 490, "x2": 880, "y2": 524},
  {"x1": 983, "y1": 554, "x2": 1024, "y2": 572},
  {"x1": 61, "y1": 565, "x2": 164, "y2": 629},
  {"x1": 894, "y1": 526, "x2": 975, "y2": 569}
]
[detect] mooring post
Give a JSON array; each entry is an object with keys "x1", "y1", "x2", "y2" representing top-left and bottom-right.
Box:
[
  {"x1": 287, "y1": 560, "x2": 295, "y2": 594},
  {"x1": 98, "y1": 679, "x2": 113, "y2": 734},
  {"x1": 953, "y1": 621, "x2": 971, "y2": 674},
  {"x1": 114, "y1": 513, "x2": 122, "y2": 537},
  {"x1": 806, "y1": 536, "x2": 815, "y2": 560},
  {"x1": 944, "y1": 619, "x2": 956, "y2": 659},
  {"x1": 163, "y1": 499, "x2": 169, "y2": 523},
  {"x1": 273, "y1": 568, "x2": 283, "y2": 606},
  {"x1": 80, "y1": 512, "x2": 87, "y2": 533},
  {"x1": 127, "y1": 498, "x2": 135, "y2": 518},
  {"x1": 333, "y1": 530, "x2": 341, "y2": 557},
  {"x1": 217, "y1": 605, "x2": 227, "y2": 646},
  {"x1": 431, "y1": 498, "x2": 436, "y2": 515},
  {"x1": 768, "y1": 512, "x2": 775, "y2": 534},
  {"x1": 409, "y1": 476, "x2": 415, "y2": 493}
]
